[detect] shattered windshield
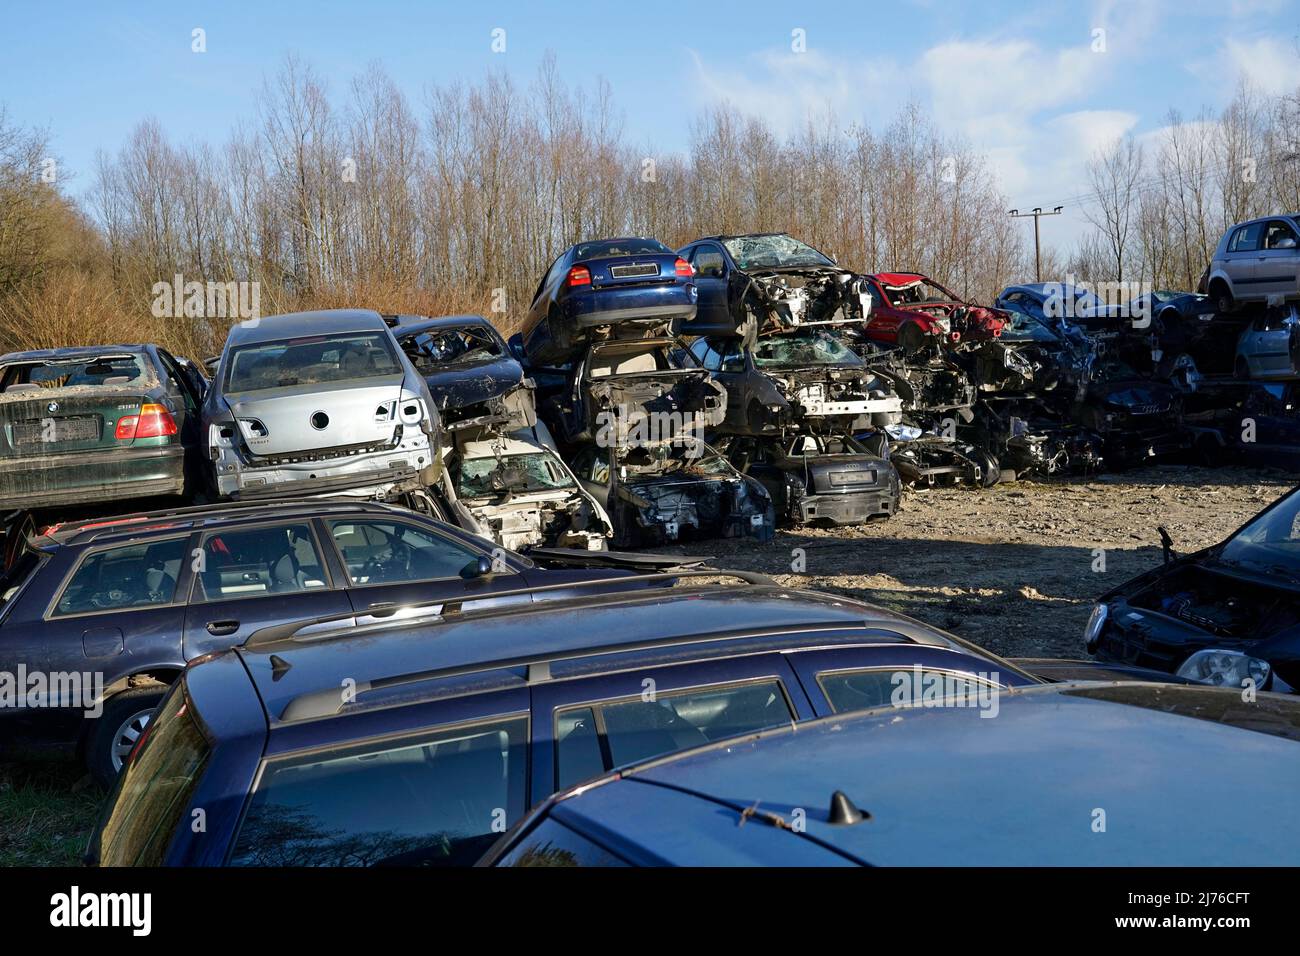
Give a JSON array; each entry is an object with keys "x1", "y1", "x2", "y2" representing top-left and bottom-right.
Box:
[
  {"x1": 456, "y1": 452, "x2": 574, "y2": 497},
  {"x1": 619, "y1": 439, "x2": 733, "y2": 476},
  {"x1": 1219, "y1": 490, "x2": 1300, "y2": 581},
  {"x1": 226, "y1": 332, "x2": 402, "y2": 392},
  {"x1": 999, "y1": 304, "x2": 1062, "y2": 344},
  {"x1": 402, "y1": 326, "x2": 503, "y2": 368},
  {"x1": 752, "y1": 331, "x2": 860, "y2": 368},
  {"x1": 1, "y1": 354, "x2": 151, "y2": 390},
  {"x1": 721, "y1": 234, "x2": 835, "y2": 271}
]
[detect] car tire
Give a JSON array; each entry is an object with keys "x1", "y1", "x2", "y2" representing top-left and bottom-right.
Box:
[
  {"x1": 1211, "y1": 281, "x2": 1235, "y2": 315},
  {"x1": 86, "y1": 685, "x2": 167, "y2": 787}
]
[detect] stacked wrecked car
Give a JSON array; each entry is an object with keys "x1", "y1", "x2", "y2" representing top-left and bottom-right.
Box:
[{"x1": 514, "y1": 236, "x2": 776, "y2": 547}]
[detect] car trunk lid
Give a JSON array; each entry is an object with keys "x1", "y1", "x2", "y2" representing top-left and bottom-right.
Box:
[{"x1": 224, "y1": 376, "x2": 407, "y2": 456}]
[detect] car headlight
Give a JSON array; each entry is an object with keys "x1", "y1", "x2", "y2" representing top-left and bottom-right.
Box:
[
  {"x1": 1083, "y1": 603, "x2": 1108, "y2": 651},
  {"x1": 1175, "y1": 648, "x2": 1270, "y2": 688}
]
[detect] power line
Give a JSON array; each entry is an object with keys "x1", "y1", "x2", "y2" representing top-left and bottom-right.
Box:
[{"x1": 1008, "y1": 206, "x2": 1064, "y2": 282}]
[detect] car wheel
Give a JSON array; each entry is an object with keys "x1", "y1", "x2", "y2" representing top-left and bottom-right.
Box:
[
  {"x1": 87, "y1": 686, "x2": 167, "y2": 787},
  {"x1": 1212, "y1": 282, "x2": 1235, "y2": 315}
]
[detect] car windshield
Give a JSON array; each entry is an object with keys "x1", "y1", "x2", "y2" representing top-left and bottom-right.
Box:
[
  {"x1": 883, "y1": 278, "x2": 954, "y2": 305},
  {"x1": 721, "y1": 234, "x2": 834, "y2": 270},
  {"x1": 999, "y1": 305, "x2": 1062, "y2": 344},
  {"x1": 752, "y1": 331, "x2": 860, "y2": 368},
  {"x1": 620, "y1": 440, "x2": 734, "y2": 476},
  {"x1": 1, "y1": 354, "x2": 149, "y2": 390},
  {"x1": 226, "y1": 332, "x2": 402, "y2": 392},
  {"x1": 574, "y1": 238, "x2": 673, "y2": 259},
  {"x1": 402, "y1": 326, "x2": 503, "y2": 368},
  {"x1": 456, "y1": 451, "x2": 574, "y2": 497},
  {"x1": 1218, "y1": 491, "x2": 1300, "y2": 581}
]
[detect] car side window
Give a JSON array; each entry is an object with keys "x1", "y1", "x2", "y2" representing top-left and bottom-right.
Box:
[
  {"x1": 1265, "y1": 220, "x2": 1299, "y2": 249},
  {"x1": 194, "y1": 523, "x2": 327, "y2": 601},
  {"x1": 53, "y1": 538, "x2": 188, "y2": 616},
  {"x1": 693, "y1": 245, "x2": 725, "y2": 277},
  {"x1": 718, "y1": 339, "x2": 746, "y2": 373},
  {"x1": 1230, "y1": 223, "x2": 1264, "y2": 253},
  {"x1": 327, "y1": 519, "x2": 487, "y2": 585},
  {"x1": 817, "y1": 667, "x2": 1003, "y2": 715},
  {"x1": 229, "y1": 715, "x2": 528, "y2": 867},
  {"x1": 157, "y1": 350, "x2": 198, "y2": 410},
  {"x1": 690, "y1": 339, "x2": 722, "y2": 372},
  {"x1": 553, "y1": 679, "x2": 793, "y2": 790}
]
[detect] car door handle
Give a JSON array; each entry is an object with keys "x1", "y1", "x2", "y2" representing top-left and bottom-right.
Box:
[{"x1": 205, "y1": 620, "x2": 240, "y2": 636}]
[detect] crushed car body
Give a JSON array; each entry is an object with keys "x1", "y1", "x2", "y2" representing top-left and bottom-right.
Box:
[
  {"x1": 203, "y1": 309, "x2": 442, "y2": 501},
  {"x1": 390, "y1": 314, "x2": 537, "y2": 433},
  {"x1": 442, "y1": 427, "x2": 612, "y2": 552},
  {"x1": 677, "y1": 232, "x2": 873, "y2": 337},
  {"x1": 567, "y1": 438, "x2": 775, "y2": 547},
  {"x1": 717, "y1": 432, "x2": 900, "y2": 526}
]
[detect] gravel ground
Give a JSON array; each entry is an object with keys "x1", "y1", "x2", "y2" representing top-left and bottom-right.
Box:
[{"x1": 646, "y1": 465, "x2": 1295, "y2": 660}]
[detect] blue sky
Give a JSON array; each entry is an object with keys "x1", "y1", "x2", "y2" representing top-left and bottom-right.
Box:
[{"x1": 3, "y1": 0, "x2": 1298, "y2": 246}]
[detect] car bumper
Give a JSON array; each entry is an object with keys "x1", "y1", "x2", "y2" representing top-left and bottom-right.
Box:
[
  {"x1": 565, "y1": 285, "x2": 698, "y2": 328},
  {"x1": 217, "y1": 439, "x2": 436, "y2": 500},
  {"x1": 0, "y1": 445, "x2": 186, "y2": 509},
  {"x1": 794, "y1": 489, "x2": 898, "y2": 525}
]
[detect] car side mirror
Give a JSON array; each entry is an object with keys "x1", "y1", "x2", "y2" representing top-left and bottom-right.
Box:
[{"x1": 461, "y1": 555, "x2": 494, "y2": 579}]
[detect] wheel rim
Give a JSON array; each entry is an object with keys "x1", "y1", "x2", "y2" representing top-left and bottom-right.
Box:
[{"x1": 109, "y1": 708, "x2": 154, "y2": 772}]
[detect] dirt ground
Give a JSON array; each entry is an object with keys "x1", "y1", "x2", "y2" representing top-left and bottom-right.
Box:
[{"x1": 647, "y1": 464, "x2": 1295, "y2": 660}]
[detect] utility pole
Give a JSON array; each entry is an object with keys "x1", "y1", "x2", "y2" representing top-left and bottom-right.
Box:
[{"x1": 1009, "y1": 206, "x2": 1063, "y2": 282}]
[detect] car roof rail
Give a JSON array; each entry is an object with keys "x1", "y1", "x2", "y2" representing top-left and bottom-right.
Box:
[
  {"x1": 45, "y1": 497, "x2": 399, "y2": 543},
  {"x1": 244, "y1": 568, "x2": 779, "y2": 650},
  {"x1": 276, "y1": 616, "x2": 882, "y2": 723}
]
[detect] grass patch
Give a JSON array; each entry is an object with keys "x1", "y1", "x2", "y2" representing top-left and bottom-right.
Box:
[{"x1": 0, "y1": 759, "x2": 103, "y2": 866}]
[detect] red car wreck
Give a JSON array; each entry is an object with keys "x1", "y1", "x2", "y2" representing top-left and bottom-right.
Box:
[{"x1": 863, "y1": 272, "x2": 1008, "y2": 352}]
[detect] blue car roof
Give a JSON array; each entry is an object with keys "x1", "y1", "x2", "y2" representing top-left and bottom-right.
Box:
[
  {"x1": 235, "y1": 585, "x2": 958, "y2": 725},
  {"x1": 536, "y1": 683, "x2": 1300, "y2": 865}
]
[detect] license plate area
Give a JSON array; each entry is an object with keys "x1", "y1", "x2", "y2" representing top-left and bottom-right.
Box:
[
  {"x1": 610, "y1": 262, "x2": 659, "y2": 279},
  {"x1": 12, "y1": 417, "x2": 100, "y2": 445}
]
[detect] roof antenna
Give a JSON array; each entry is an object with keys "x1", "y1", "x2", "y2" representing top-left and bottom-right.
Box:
[{"x1": 828, "y1": 790, "x2": 868, "y2": 826}]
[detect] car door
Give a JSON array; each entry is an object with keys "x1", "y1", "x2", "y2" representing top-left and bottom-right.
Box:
[
  {"x1": 1258, "y1": 220, "x2": 1300, "y2": 298},
  {"x1": 686, "y1": 243, "x2": 733, "y2": 334},
  {"x1": 156, "y1": 349, "x2": 204, "y2": 455},
  {"x1": 43, "y1": 535, "x2": 194, "y2": 686},
  {"x1": 182, "y1": 520, "x2": 352, "y2": 659},
  {"x1": 1225, "y1": 221, "x2": 1265, "y2": 292},
  {"x1": 319, "y1": 515, "x2": 533, "y2": 621},
  {"x1": 784, "y1": 644, "x2": 1033, "y2": 717},
  {"x1": 528, "y1": 653, "x2": 816, "y2": 804},
  {"x1": 862, "y1": 278, "x2": 899, "y2": 343}
]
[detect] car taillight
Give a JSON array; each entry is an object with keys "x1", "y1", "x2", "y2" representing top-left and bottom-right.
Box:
[
  {"x1": 567, "y1": 266, "x2": 591, "y2": 287},
  {"x1": 115, "y1": 403, "x2": 178, "y2": 440},
  {"x1": 675, "y1": 258, "x2": 693, "y2": 277},
  {"x1": 949, "y1": 331, "x2": 962, "y2": 343}
]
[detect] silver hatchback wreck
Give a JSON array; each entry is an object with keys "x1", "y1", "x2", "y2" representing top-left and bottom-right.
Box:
[{"x1": 203, "y1": 309, "x2": 442, "y2": 500}]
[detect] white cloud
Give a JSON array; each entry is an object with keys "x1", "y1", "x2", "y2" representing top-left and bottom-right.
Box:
[{"x1": 1221, "y1": 37, "x2": 1300, "y2": 96}]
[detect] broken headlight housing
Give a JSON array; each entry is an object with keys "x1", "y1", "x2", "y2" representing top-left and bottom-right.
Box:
[{"x1": 1175, "y1": 648, "x2": 1270, "y2": 689}]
